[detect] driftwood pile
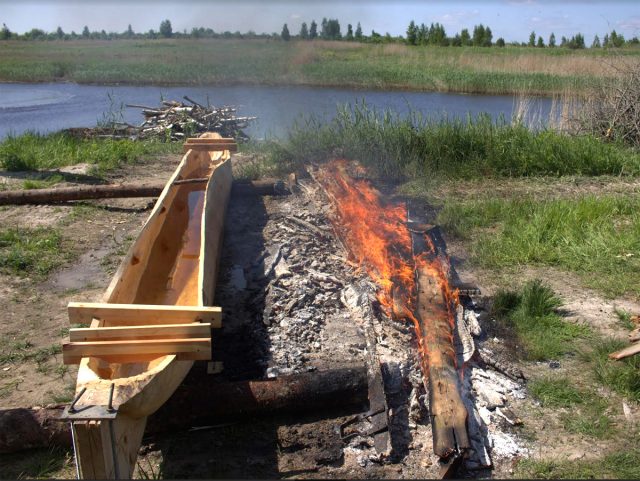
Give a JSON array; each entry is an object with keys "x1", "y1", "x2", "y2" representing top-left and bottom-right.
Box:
[
  {"x1": 128, "y1": 96, "x2": 256, "y2": 141},
  {"x1": 67, "y1": 96, "x2": 256, "y2": 141}
]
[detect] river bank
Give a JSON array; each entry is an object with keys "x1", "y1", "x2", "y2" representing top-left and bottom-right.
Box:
[{"x1": 1, "y1": 39, "x2": 638, "y2": 95}]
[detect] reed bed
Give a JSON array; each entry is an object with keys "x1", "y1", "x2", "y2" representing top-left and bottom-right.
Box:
[
  {"x1": 254, "y1": 102, "x2": 640, "y2": 180},
  {"x1": 0, "y1": 39, "x2": 635, "y2": 94}
]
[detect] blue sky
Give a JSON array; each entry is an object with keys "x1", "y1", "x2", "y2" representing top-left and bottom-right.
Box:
[{"x1": 1, "y1": 1, "x2": 639, "y2": 44}]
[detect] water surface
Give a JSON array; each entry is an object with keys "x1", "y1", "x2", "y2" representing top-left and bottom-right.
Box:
[{"x1": 0, "y1": 83, "x2": 553, "y2": 140}]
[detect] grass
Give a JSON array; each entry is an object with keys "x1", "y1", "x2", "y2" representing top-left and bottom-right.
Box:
[
  {"x1": 0, "y1": 339, "x2": 63, "y2": 365},
  {"x1": 22, "y1": 174, "x2": 64, "y2": 189},
  {"x1": 437, "y1": 195, "x2": 640, "y2": 298},
  {"x1": 251, "y1": 102, "x2": 640, "y2": 180},
  {"x1": 490, "y1": 280, "x2": 589, "y2": 360},
  {"x1": 515, "y1": 449, "x2": 640, "y2": 479},
  {"x1": 528, "y1": 377, "x2": 585, "y2": 407},
  {"x1": 0, "y1": 132, "x2": 179, "y2": 175},
  {"x1": 0, "y1": 446, "x2": 72, "y2": 479},
  {"x1": 0, "y1": 39, "x2": 638, "y2": 95},
  {"x1": 0, "y1": 227, "x2": 68, "y2": 278},
  {"x1": 529, "y1": 377, "x2": 617, "y2": 439},
  {"x1": 583, "y1": 338, "x2": 640, "y2": 402},
  {"x1": 614, "y1": 308, "x2": 635, "y2": 330}
]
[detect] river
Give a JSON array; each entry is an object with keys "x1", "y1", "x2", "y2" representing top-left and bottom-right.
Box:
[{"x1": 0, "y1": 83, "x2": 553, "y2": 140}]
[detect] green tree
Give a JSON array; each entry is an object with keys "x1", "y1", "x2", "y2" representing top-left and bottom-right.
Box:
[
  {"x1": 406, "y1": 20, "x2": 417, "y2": 45},
  {"x1": 126, "y1": 24, "x2": 134, "y2": 38},
  {"x1": 0, "y1": 23, "x2": 11, "y2": 40},
  {"x1": 309, "y1": 20, "x2": 318, "y2": 39},
  {"x1": 483, "y1": 26, "x2": 492, "y2": 46},
  {"x1": 355, "y1": 22, "x2": 363, "y2": 41},
  {"x1": 82, "y1": 26, "x2": 90, "y2": 38},
  {"x1": 159, "y1": 19, "x2": 172, "y2": 38},
  {"x1": 591, "y1": 34, "x2": 601, "y2": 48},
  {"x1": 549, "y1": 32, "x2": 556, "y2": 47},
  {"x1": 528, "y1": 31, "x2": 536, "y2": 46},
  {"x1": 300, "y1": 22, "x2": 309, "y2": 39},
  {"x1": 451, "y1": 34, "x2": 462, "y2": 46},
  {"x1": 472, "y1": 24, "x2": 485, "y2": 46},
  {"x1": 320, "y1": 18, "x2": 341, "y2": 40},
  {"x1": 418, "y1": 23, "x2": 428, "y2": 45},
  {"x1": 346, "y1": 23, "x2": 353, "y2": 40},
  {"x1": 560, "y1": 35, "x2": 567, "y2": 47},
  {"x1": 281, "y1": 23, "x2": 290, "y2": 41},
  {"x1": 496, "y1": 37, "x2": 505, "y2": 47},
  {"x1": 460, "y1": 28, "x2": 471, "y2": 46},
  {"x1": 610, "y1": 30, "x2": 625, "y2": 47},
  {"x1": 537, "y1": 36, "x2": 544, "y2": 47},
  {"x1": 56, "y1": 26, "x2": 64, "y2": 39}
]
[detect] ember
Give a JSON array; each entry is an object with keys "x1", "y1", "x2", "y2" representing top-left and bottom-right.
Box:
[{"x1": 316, "y1": 160, "x2": 470, "y2": 460}]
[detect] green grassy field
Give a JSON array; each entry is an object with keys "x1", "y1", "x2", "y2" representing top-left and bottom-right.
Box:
[{"x1": 0, "y1": 39, "x2": 638, "y2": 94}]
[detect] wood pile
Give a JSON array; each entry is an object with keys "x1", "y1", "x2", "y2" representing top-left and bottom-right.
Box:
[{"x1": 67, "y1": 96, "x2": 256, "y2": 141}]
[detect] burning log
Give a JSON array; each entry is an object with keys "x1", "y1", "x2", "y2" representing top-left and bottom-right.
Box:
[
  {"x1": 314, "y1": 160, "x2": 470, "y2": 460},
  {"x1": 410, "y1": 227, "x2": 470, "y2": 459},
  {"x1": 0, "y1": 367, "x2": 366, "y2": 454}
]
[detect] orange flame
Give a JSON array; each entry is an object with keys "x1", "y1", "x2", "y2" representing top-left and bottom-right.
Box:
[{"x1": 317, "y1": 160, "x2": 460, "y2": 376}]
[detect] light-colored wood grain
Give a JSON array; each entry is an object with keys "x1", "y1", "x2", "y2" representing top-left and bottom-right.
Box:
[
  {"x1": 68, "y1": 302, "x2": 222, "y2": 327},
  {"x1": 199, "y1": 152, "x2": 233, "y2": 306},
  {"x1": 69, "y1": 323, "x2": 211, "y2": 342},
  {"x1": 183, "y1": 143, "x2": 237, "y2": 153},
  {"x1": 185, "y1": 137, "x2": 235, "y2": 144},
  {"x1": 609, "y1": 341, "x2": 640, "y2": 360},
  {"x1": 69, "y1": 133, "x2": 232, "y2": 478},
  {"x1": 63, "y1": 338, "x2": 211, "y2": 364}
]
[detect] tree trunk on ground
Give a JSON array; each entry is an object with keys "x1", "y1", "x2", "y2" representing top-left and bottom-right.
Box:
[{"x1": 0, "y1": 366, "x2": 367, "y2": 453}]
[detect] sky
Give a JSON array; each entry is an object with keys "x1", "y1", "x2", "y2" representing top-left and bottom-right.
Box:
[{"x1": 1, "y1": 0, "x2": 639, "y2": 44}]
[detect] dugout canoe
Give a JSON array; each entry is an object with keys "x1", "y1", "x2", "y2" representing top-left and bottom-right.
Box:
[{"x1": 61, "y1": 133, "x2": 235, "y2": 479}]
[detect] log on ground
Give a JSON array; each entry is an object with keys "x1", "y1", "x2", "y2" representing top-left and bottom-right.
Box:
[{"x1": 0, "y1": 366, "x2": 367, "y2": 453}]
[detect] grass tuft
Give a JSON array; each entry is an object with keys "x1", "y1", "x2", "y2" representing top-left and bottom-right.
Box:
[
  {"x1": 491, "y1": 280, "x2": 588, "y2": 360},
  {"x1": 528, "y1": 377, "x2": 584, "y2": 407},
  {"x1": 0, "y1": 227, "x2": 66, "y2": 277}
]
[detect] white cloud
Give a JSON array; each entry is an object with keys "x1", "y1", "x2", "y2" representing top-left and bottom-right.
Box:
[{"x1": 617, "y1": 17, "x2": 640, "y2": 30}]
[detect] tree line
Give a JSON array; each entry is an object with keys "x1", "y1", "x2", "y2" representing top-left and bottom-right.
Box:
[{"x1": 1, "y1": 18, "x2": 639, "y2": 49}]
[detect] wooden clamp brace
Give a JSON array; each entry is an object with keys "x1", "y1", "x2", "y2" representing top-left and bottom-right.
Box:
[
  {"x1": 183, "y1": 137, "x2": 238, "y2": 153},
  {"x1": 67, "y1": 302, "x2": 222, "y2": 328}
]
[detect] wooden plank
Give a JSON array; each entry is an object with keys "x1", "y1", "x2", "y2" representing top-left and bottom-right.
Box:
[
  {"x1": 68, "y1": 302, "x2": 222, "y2": 327},
  {"x1": 63, "y1": 338, "x2": 211, "y2": 365},
  {"x1": 609, "y1": 341, "x2": 640, "y2": 360},
  {"x1": 185, "y1": 137, "x2": 235, "y2": 144},
  {"x1": 199, "y1": 154, "x2": 233, "y2": 306},
  {"x1": 183, "y1": 143, "x2": 238, "y2": 153},
  {"x1": 69, "y1": 323, "x2": 211, "y2": 342}
]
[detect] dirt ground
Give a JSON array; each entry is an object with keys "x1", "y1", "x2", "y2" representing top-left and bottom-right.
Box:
[{"x1": 0, "y1": 154, "x2": 639, "y2": 479}]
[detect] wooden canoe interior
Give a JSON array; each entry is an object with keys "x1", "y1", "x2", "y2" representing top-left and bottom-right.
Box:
[{"x1": 64, "y1": 135, "x2": 235, "y2": 479}]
